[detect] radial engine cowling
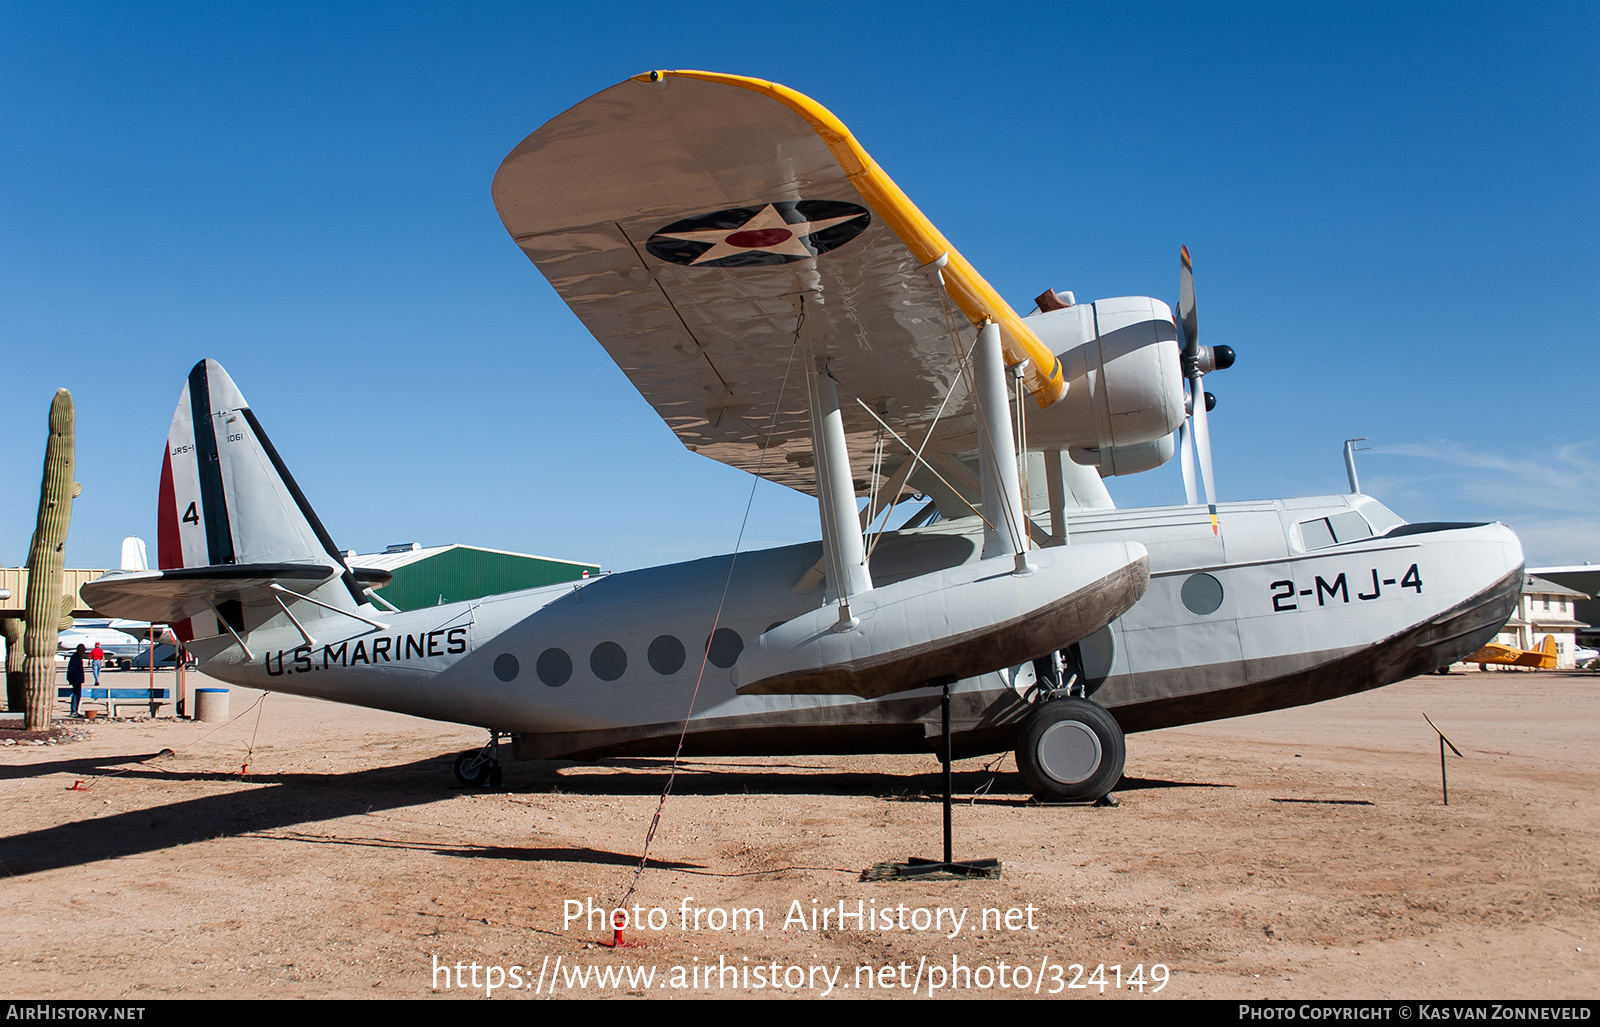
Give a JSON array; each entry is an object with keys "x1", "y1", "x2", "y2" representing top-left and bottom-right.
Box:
[
  {"x1": 1069, "y1": 435, "x2": 1176, "y2": 478},
  {"x1": 1023, "y1": 296, "x2": 1187, "y2": 472}
]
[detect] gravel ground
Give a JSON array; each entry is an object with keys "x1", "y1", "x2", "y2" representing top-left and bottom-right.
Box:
[{"x1": 1, "y1": 668, "x2": 1594, "y2": 1000}]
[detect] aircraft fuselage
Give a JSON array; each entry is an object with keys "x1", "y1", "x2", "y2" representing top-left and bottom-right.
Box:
[{"x1": 188, "y1": 493, "x2": 1522, "y2": 762}]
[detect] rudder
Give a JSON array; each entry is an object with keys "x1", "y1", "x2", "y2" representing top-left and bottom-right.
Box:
[{"x1": 154, "y1": 359, "x2": 366, "y2": 638}]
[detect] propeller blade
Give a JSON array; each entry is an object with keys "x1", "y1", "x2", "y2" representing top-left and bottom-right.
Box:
[
  {"x1": 1191, "y1": 373, "x2": 1217, "y2": 508},
  {"x1": 1179, "y1": 418, "x2": 1197, "y2": 505},
  {"x1": 1178, "y1": 244, "x2": 1198, "y2": 352}
]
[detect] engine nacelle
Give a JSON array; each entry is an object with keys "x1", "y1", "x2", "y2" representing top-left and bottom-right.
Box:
[
  {"x1": 1023, "y1": 297, "x2": 1186, "y2": 463},
  {"x1": 1070, "y1": 434, "x2": 1177, "y2": 478}
]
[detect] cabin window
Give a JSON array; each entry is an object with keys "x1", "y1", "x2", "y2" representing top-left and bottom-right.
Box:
[
  {"x1": 705, "y1": 628, "x2": 744, "y2": 669},
  {"x1": 590, "y1": 641, "x2": 627, "y2": 682},
  {"x1": 493, "y1": 653, "x2": 520, "y2": 682},
  {"x1": 537, "y1": 647, "x2": 573, "y2": 687},
  {"x1": 648, "y1": 634, "x2": 686, "y2": 675},
  {"x1": 1180, "y1": 572, "x2": 1225, "y2": 615}
]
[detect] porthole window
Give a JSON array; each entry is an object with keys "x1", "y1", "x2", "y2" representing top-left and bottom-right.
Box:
[
  {"x1": 493, "y1": 653, "x2": 520, "y2": 682},
  {"x1": 705, "y1": 628, "x2": 744, "y2": 669},
  {"x1": 647, "y1": 634, "x2": 686, "y2": 675},
  {"x1": 537, "y1": 647, "x2": 572, "y2": 687},
  {"x1": 1180, "y1": 573, "x2": 1225, "y2": 616},
  {"x1": 590, "y1": 641, "x2": 627, "y2": 682}
]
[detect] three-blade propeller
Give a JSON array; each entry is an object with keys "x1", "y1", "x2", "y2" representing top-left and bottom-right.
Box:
[{"x1": 1175, "y1": 246, "x2": 1234, "y2": 516}]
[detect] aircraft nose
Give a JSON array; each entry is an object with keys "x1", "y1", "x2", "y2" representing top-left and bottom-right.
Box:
[
  {"x1": 1466, "y1": 521, "x2": 1524, "y2": 590},
  {"x1": 1399, "y1": 521, "x2": 1524, "y2": 669}
]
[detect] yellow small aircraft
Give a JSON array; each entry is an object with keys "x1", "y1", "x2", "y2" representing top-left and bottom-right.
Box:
[{"x1": 1465, "y1": 634, "x2": 1558, "y2": 669}]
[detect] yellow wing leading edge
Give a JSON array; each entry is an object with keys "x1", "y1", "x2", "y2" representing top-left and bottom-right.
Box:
[{"x1": 647, "y1": 70, "x2": 1066, "y2": 409}]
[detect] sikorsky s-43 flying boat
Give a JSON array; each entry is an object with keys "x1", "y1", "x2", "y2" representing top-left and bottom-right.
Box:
[{"x1": 84, "y1": 73, "x2": 1523, "y2": 802}]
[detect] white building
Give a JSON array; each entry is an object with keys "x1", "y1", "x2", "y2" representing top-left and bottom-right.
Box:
[{"x1": 1482, "y1": 574, "x2": 1589, "y2": 669}]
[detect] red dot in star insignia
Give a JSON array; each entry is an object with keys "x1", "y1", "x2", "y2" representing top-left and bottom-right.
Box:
[{"x1": 725, "y1": 228, "x2": 793, "y2": 248}]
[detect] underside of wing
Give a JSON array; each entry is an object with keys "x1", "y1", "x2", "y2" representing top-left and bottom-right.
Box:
[{"x1": 492, "y1": 71, "x2": 1065, "y2": 498}]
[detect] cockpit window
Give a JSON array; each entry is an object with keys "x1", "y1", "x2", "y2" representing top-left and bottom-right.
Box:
[
  {"x1": 1299, "y1": 517, "x2": 1336, "y2": 549},
  {"x1": 1328, "y1": 511, "x2": 1374, "y2": 543},
  {"x1": 1353, "y1": 500, "x2": 1404, "y2": 535},
  {"x1": 1298, "y1": 511, "x2": 1375, "y2": 550}
]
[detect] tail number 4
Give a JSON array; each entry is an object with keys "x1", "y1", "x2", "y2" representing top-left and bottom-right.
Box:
[
  {"x1": 181, "y1": 502, "x2": 200, "y2": 526},
  {"x1": 1271, "y1": 564, "x2": 1421, "y2": 612}
]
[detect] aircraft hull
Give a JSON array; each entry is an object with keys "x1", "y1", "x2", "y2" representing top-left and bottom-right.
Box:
[
  {"x1": 1105, "y1": 561, "x2": 1522, "y2": 733},
  {"x1": 511, "y1": 539, "x2": 1522, "y2": 759},
  {"x1": 186, "y1": 505, "x2": 1524, "y2": 763}
]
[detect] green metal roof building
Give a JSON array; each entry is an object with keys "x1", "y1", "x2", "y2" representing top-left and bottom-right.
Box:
[{"x1": 354, "y1": 544, "x2": 599, "y2": 611}]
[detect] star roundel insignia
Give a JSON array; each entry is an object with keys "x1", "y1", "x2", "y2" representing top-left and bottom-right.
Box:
[{"x1": 645, "y1": 200, "x2": 871, "y2": 268}]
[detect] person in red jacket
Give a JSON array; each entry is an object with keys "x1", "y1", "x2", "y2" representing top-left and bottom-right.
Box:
[{"x1": 90, "y1": 643, "x2": 104, "y2": 685}]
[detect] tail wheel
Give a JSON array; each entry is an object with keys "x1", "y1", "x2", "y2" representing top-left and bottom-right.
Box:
[
  {"x1": 1016, "y1": 698, "x2": 1125, "y2": 802},
  {"x1": 453, "y1": 749, "x2": 491, "y2": 788}
]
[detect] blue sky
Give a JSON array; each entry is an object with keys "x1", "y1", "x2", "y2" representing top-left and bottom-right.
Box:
[{"x1": 2, "y1": 2, "x2": 1596, "y2": 573}]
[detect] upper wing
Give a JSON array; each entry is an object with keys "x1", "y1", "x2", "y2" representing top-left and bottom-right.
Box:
[{"x1": 492, "y1": 71, "x2": 1065, "y2": 496}]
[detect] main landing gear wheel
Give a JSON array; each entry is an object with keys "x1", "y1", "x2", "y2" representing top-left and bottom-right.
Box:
[
  {"x1": 454, "y1": 749, "x2": 492, "y2": 788},
  {"x1": 1016, "y1": 698, "x2": 1125, "y2": 802}
]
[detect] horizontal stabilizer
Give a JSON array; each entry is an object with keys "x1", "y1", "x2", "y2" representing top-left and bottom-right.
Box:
[{"x1": 82, "y1": 562, "x2": 391, "y2": 626}]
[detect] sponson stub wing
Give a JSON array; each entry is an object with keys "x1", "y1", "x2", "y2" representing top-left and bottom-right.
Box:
[{"x1": 736, "y1": 541, "x2": 1148, "y2": 698}]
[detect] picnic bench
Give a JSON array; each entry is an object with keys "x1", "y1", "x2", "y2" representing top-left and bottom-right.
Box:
[{"x1": 59, "y1": 685, "x2": 172, "y2": 717}]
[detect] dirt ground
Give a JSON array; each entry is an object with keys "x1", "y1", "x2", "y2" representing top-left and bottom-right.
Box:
[{"x1": 1, "y1": 668, "x2": 1594, "y2": 1000}]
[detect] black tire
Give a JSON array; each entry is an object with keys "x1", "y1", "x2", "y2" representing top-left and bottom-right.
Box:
[
  {"x1": 453, "y1": 749, "x2": 491, "y2": 788},
  {"x1": 1016, "y1": 698, "x2": 1125, "y2": 801}
]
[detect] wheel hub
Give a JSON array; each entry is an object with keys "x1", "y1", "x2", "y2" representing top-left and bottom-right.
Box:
[{"x1": 1037, "y1": 720, "x2": 1103, "y2": 785}]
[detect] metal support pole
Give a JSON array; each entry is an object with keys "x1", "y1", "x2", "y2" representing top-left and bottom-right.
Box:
[
  {"x1": 974, "y1": 320, "x2": 1033, "y2": 573},
  {"x1": 942, "y1": 679, "x2": 953, "y2": 865},
  {"x1": 863, "y1": 676, "x2": 1000, "y2": 881},
  {"x1": 1344, "y1": 438, "x2": 1369, "y2": 494},
  {"x1": 1424, "y1": 713, "x2": 1462, "y2": 806}
]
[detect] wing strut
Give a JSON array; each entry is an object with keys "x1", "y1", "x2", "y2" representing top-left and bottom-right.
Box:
[
  {"x1": 974, "y1": 321, "x2": 1035, "y2": 574},
  {"x1": 801, "y1": 297, "x2": 873, "y2": 629},
  {"x1": 1043, "y1": 450, "x2": 1069, "y2": 547}
]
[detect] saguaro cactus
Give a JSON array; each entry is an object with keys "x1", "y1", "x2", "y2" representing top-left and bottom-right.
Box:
[{"x1": 23, "y1": 390, "x2": 79, "y2": 731}]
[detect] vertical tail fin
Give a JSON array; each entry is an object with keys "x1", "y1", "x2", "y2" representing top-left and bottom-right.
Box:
[
  {"x1": 119, "y1": 536, "x2": 149, "y2": 571},
  {"x1": 157, "y1": 360, "x2": 365, "y2": 638}
]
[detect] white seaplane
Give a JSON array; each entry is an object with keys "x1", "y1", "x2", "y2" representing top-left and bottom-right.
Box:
[{"x1": 83, "y1": 72, "x2": 1523, "y2": 802}]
